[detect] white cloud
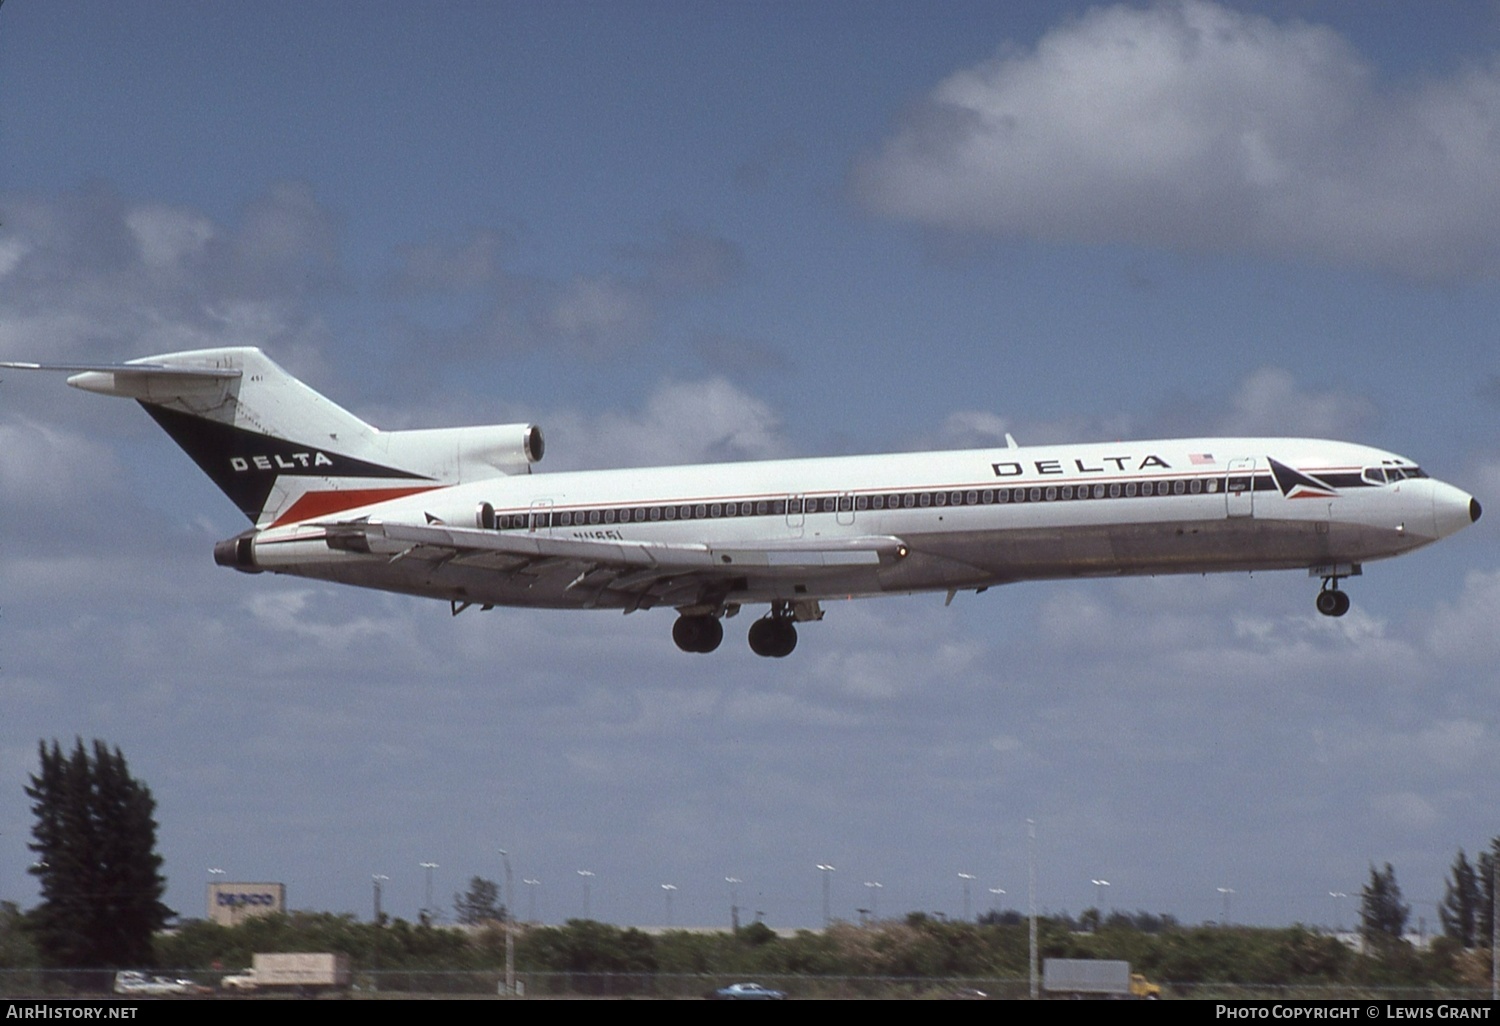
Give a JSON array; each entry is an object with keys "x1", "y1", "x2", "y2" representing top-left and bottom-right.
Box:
[
  {"x1": 391, "y1": 231, "x2": 510, "y2": 294},
  {"x1": 543, "y1": 275, "x2": 654, "y2": 348},
  {"x1": 545, "y1": 376, "x2": 791, "y2": 468},
  {"x1": 1213, "y1": 367, "x2": 1376, "y2": 437},
  {"x1": 125, "y1": 205, "x2": 214, "y2": 271},
  {"x1": 1426, "y1": 569, "x2": 1500, "y2": 665},
  {"x1": 0, "y1": 418, "x2": 119, "y2": 504},
  {"x1": 1368, "y1": 790, "x2": 1442, "y2": 831},
  {"x1": 387, "y1": 222, "x2": 743, "y2": 357},
  {"x1": 855, "y1": 0, "x2": 1500, "y2": 280},
  {"x1": 941, "y1": 410, "x2": 1012, "y2": 448},
  {"x1": 1466, "y1": 456, "x2": 1500, "y2": 513},
  {"x1": 0, "y1": 183, "x2": 336, "y2": 364}
]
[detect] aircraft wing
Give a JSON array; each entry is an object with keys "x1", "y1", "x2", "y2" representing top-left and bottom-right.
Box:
[{"x1": 319, "y1": 519, "x2": 909, "y2": 609}]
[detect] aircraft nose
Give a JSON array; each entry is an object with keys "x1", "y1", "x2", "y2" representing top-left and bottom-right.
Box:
[{"x1": 1431, "y1": 481, "x2": 1480, "y2": 538}]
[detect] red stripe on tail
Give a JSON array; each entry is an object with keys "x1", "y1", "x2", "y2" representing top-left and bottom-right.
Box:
[{"x1": 271, "y1": 487, "x2": 442, "y2": 527}]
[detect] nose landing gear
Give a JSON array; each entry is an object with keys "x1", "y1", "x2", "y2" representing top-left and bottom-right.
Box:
[
  {"x1": 1311, "y1": 564, "x2": 1360, "y2": 618},
  {"x1": 1315, "y1": 582, "x2": 1350, "y2": 617}
]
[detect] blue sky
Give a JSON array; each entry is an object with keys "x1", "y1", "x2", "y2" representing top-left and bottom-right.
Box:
[{"x1": 2, "y1": 0, "x2": 1498, "y2": 933}]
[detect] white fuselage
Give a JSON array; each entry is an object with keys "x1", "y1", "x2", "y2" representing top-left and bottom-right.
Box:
[
  {"x1": 241, "y1": 436, "x2": 1476, "y2": 613},
  {"x1": 12, "y1": 346, "x2": 1476, "y2": 654}
]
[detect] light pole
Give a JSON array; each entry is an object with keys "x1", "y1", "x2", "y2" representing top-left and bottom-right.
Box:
[
  {"x1": 661, "y1": 884, "x2": 677, "y2": 926},
  {"x1": 498, "y1": 850, "x2": 514, "y2": 919},
  {"x1": 864, "y1": 881, "x2": 882, "y2": 920},
  {"x1": 499, "y1": 850, "x2": 515, "y2": 999},
  {"x1": 958, "y1": 873, "x2": 976, "y2": 921},
  {"x1": 989, "y1": 887, "x2": 1006, "y2": 914},
  {"x1": 578, "y1": 870, "x2": 594, "y2": 919},
  {"x1": 207, "y1": 867, "x2": 225, "y2": 922},
  {"x1": 371, "y1": 873, "x2": 389, "y2": 989},
  {"x1": 1091, "y1": 878, "x2": 1110, "y2": 931},
  {"x1": 1028, "y1": 819, "x2": 1038, "y2": 1001},
  {"x1": 420, "y1": 862, "x2": 439, "y2": 923},
  {"x1": 816, "y1": 864, "x2": 836, "y2": 927},
  {"x1": 523, "y1": 878, "x2": 540, "y2": 924},
  {"x1": 372, "y1": 874, "x2": 389, "y2": 924},
  {"x1": 726, "y1": 877, "x2": 742, "y2": 932}
]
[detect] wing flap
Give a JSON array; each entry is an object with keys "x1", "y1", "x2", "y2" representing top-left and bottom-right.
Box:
[{"x1": 367, "y1": 521, "x2": 906, "y2": 571}]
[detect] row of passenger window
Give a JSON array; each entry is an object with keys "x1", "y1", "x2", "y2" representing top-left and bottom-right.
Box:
[{"x1": 480, "y1": 473, "x2": 1260, "y2": 531}]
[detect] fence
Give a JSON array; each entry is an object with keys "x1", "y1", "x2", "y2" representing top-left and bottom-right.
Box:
[{"x1": 0, "y1": 969, "x2": 1491, "y2": 1000}]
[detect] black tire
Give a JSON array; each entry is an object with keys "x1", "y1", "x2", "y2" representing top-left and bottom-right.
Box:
[
  {"x1": 697, "y1": 616, "x2": 724, "y2": 653},
  {"x1": 747, "y1": 618, "x2": 779, "y2": 657},
  {"x1": 748, "y1": 617, "x2": 798, "y2": 657},
  {"x1": 673, "y1": 614, "x2": 724, "y2": 653}
]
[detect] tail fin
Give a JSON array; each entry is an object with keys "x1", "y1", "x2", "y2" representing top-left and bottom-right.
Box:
[{"x1": 44, "y1": 347, "x2": 541, "y2": 526}]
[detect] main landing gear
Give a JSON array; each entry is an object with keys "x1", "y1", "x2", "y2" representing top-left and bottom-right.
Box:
[
  {"x1": 672, "y1": 600, "x2": 814, "y2": 657},
  {"x1": 747, "y1": 608, "x2": 798, "y2": 659}
]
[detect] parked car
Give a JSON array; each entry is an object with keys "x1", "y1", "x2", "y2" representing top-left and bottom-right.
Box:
[
  {"x1": 113, "y1": 971, "x2": 205, "y2": 996},
  {"x1": 706, "y1": 981, "x2": 787, "y2": 1000}
]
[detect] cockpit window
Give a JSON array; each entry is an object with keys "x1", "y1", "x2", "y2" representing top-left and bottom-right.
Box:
[{"x1": 1364, "y1": 465, "x2": 1427, "y2": 484}]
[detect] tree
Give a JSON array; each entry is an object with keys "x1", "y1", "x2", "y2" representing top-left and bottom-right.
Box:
[
  {"x1": 1440, "y1": 849, "x2": 1481, "y2": 947},
  {"x1": 25, "y1": 739, "x2": 172, "y2": 967},
  {"x1": 1360, "y1": 862, "x2": 1410, "y2": 951},
  {"x1": 453, "y1": 876, "x2": 506, "y2": 925}
]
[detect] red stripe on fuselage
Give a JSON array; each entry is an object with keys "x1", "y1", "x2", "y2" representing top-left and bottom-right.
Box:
[{"x1": 271, "y1": 487, "x2": 442, "y2": 527}]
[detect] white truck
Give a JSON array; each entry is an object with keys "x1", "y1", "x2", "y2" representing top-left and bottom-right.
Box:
[
  {"x1": 1042, "y1": 958, "x2": 1161, "y2": 999},
  {"x1": 221, "y1": 952, "x2": 351, "y2": 995}
]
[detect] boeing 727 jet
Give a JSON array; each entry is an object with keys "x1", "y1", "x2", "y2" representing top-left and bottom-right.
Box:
[{"x1": 3, "y1": 347, "x2": 1480, "y2": 656}]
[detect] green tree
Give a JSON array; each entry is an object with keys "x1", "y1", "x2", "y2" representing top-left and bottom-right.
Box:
[
  {"x1": 1440, "y1": 849, "x2": 1481, "y2": 947},
  {"x1": 25, "y1": 739, "x2": 172, "y2": 967},
  {"x1": 1360, "y1": 862, "x2": 1410, "y2": 951},
  {"x1": 0, "y1": 901, "x2": 40, "y2": 968},
  {"x1": 453, "y1": 876, "x2": 505, "y2": 925}
]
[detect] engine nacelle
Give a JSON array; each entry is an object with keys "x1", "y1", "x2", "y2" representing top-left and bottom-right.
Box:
[
  {"x1": 213, "y1": 532, "x2": 262, "y2": 573},
  {"x1": 380, "y1": 423, "x2": 544, "y2": 483}
]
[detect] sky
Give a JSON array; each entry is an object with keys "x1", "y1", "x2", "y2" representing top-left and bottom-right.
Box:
[{"x1": 1, "y1": 0, "x2": 1498, "y2": 935}]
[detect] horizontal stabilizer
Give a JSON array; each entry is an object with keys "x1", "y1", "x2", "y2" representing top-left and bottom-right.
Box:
[
  {"x1": 1, "y1": 360, "x2": 241, "y2": 402},
  {"x1": 0, "y1": 359, "x2": 238, "y2": 376}
]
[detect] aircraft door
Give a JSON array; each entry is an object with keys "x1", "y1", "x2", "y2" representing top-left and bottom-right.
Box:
[
  {"x1": 1225, "y1": 459, "x2": 1255, "y2": 518},
  {"x1": 837, "y1": 492, "x2": 855, "y2": 527},
  {"x1": 528, "y1": 498, "x2": 553, "y2": 535},
  {"x1": 786, "y1": 494, "x2": 805, "y2": 538}
]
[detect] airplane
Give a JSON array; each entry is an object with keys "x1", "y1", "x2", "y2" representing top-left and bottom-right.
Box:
[{"x1": 2, "y1": 346, "x2": 1481, "y2": 656}]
